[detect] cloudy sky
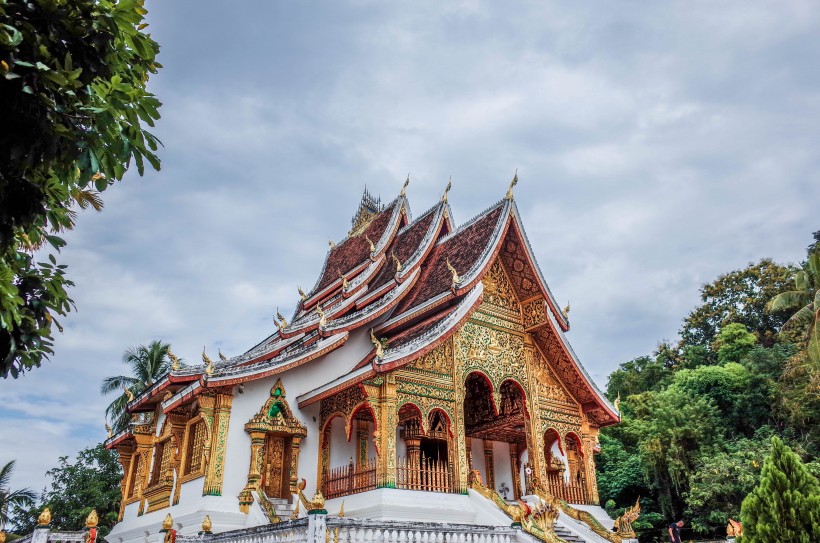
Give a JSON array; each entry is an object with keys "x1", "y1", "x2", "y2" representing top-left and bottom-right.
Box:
[{"x1": 2, "y1": 1, "x2": 819, "y2": 494}]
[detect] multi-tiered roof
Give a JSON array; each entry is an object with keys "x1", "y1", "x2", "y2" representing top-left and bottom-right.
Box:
[{"x1": 121, "y1": 180, "x2": 618, "y2": 429}]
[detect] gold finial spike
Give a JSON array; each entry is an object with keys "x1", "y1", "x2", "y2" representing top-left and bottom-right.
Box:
[
  {"x1": 37, "y1": 507, "x2": 52, "y2": 526},
  {"x1": 392, "y1": 250, "x2": 403, "y2": 273},
  {"x1": 370, "y1": 328, "x2": 385, "y2": 359},
  {"x1": 316, "y1": 304, "x2": 327, "y2": 328},
  {"x1": 162, "y1": 513, "x2": 173, "y2": 531},
  {"x1": 201, "y1": 515, "x2": 212, "y2": 533},
  {"x1": 202, "y1": 347, "x2": 214, "y2": 376},
  {"x1": 328, "y1": 239, "x2": 336, "y2": 250},
  {"x1": 298, "y1": 285, "x2": 308, "y2": 301},
  {"x1": 276, "y1": 308, "x2": 289, "y2": 328},
  {"x1": 441, "y1": 178, "x2": 452, "y2": 203},
  {"x1": 614, "y1": 392, "x2": 621, "y2": 412},
  {"x1": 218, "y1": 348, "x2": 228, "y2": 363},
  {"x1": 446, "y1": 258, "x2": 460, "y2": 285},
  {"x1": 562, "y1": 302, "x2": 570, "y2": 320},
  {"x1": 123, "y1": 386, "x2": 134, "y2": 402},
  {"x1": 365, "y1": 234, "x2": 375, "y2": 254},
  {"x1": 505, "y1": 169, "x2": 518, "y2": 200},
  {"x1": 338, "y1": 271, "x2": 349, "y2": 291},
  {"x1": 105, "y1": 423, "x2": 113, "y2": 438},
  {"x1": 168, "y1": 348, "x2": 180, "y2": 371},
  {"x1": 338, "y1": 501, "x2": 345, "y2": 518},
  {"x1": 85, "y1": 509, "x2": 99, "y2": 528},
  {"x1": 400, "y1": 174, "x2": 410, "y2": 197}
]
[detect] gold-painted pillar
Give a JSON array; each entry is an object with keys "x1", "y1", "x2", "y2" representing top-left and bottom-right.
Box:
[
  {"x1": 523, "y1": 333, "x2": 546, "y2": 486},
  {"x1": 132, "y1": 422, "x2": 154, "y2": 516},
  {"x1": 584, "y1": 429, "x2": 601, "y2": 505},
  {"x1": 289, "y1": 436, "x2": 302, "y2": 494},
  {"x1": 466, "y1": 439, "x2": 473, "y2": 472},
  {"x1": 374, "y1": 374, "x2": 398, "y2": 488},
  {"x1": 510, "y1": 443, "x2": 522, "y2": 500},
  {"x1": 317, "y1": 423, "x2": 331, "y2": 493},
  {"x1": 356, "y1": 420, "x2": 369, "y2": 467},
  {"x1": 451, "y1": 336, "x2": 469, "y2": 493},
  {"x1": 115, "y1": 443, "x2": 136, "y2": 521},
  {"x1": 483, "y1": 440, "x2": 495, "y2": 490},
  {"x1": 203, "y1": 393, "x2": 233, "y2": 496},
  {"x1": 238, "y1": 430, "x2": 266, "y2": 512},
  {"x1": 405, "y1": 437, "x2": 421, "y2": 487}
]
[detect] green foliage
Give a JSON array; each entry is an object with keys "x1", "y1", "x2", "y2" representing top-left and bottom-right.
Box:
[
  {"x1": 101, "y1": 340, "x2": 172, "y2": 432},
  {"x1": 0, "y1": 0, "x2": 162, "y2": 378},
  {"x1": 596, "y1": 433, "x2": 644, "y2": 506},
  {"x1": 11, "y1": 445, "x2": 122, "y2": 537},
  {"x1": 605, "y1": 353, "x2": 673, "y2": 399},
  {"x1": 715, "y1": 323, "x2": 757, "y2": 365},
  {"x1": 739, "y1": 437, "x2": 820, "y2": 543},
  {"x1": 680, "y1": 259, "x2": 794, "y2": 352},
  {"x1": 0, "y1": 460, "x2": 36, "y2": 530}
]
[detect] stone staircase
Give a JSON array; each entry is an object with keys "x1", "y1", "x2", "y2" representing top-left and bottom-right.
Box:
[
  {"x1": 262, "y1": 496, "x2": 297, "y2": 520},
  {"x1": 553, "y1": 525, "x2": 589, "y2": 543}
]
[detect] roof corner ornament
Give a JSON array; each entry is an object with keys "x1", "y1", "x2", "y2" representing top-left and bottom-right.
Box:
[
  {"x1": 562, "y1": 301, "x2": 570, "y2": 320},
  {"x1": 298, "y1": 285, "x2": 308, "y2": 301},
  {"x1": 316, "y1": 304, "x2": 327, "y2": 328},
  {"x1": 328, "y1": 239, "x2": 336, "y2": 250},
  {"x1": 365, "y1": 234, "x2": 376, "y2": 254},
  {"x1": 392, "y1": 250, "x2": 403, "y2": 273},
  {"x1": 446, "y1": 258, "x2": 461, "y2": 286},
  {"x1": 168, "y1": 348, "x2": 180, "y2": 371},
  {"x1": 614, "y1": 392, "x2": 621, "y2": 412},
  {"x1": 123, "y1": 386, "x2": 135, "y2": 402},
  {"x1": 505, "y1": 169, "x2": 518, "y2": 200},
  {"x1": 105, "y1": 422, "x2": 113, "y2": 438},
  {"x1": 338, "y1": 271, "x2": 349, "y2": 291},
  {"x1": 400, "y1": 174, "x2": 410, "y2": 197},
  {"x1": 370, "y1": 328, "x2": 385, "y2": 359},
  {"x1": 441, "y1": 178, "x2": 452, "y2": 204},
  {"x1": 276, "y1": 307, "x2": 289, "y2": 329},
  {"x1": 218, "y1": 348, "x2": 228, "y2": 363},
  {"x1": 202, "y1": 347, "x2": 214, "y2": 376}
]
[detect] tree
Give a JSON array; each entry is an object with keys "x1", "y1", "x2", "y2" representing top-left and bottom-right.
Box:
[
  {"x1": 0, "y1": 0, "x2": 162, "y2": 378},
  {"x1": 767, "y1": 248, "x2": 820, "y2": 364},
  {"x1": 0, "y1": 460, "x2": 35, "y2": 531},
  {"x1": 714, "y1": 323, "x2": 757, "y2": 365},
  {"x1": 739, "y1": 436, "x2": 820, "y2": 543},
  {"x1": 101, "y1": 340, "x2": 171, "y2": 432},
  {"x1": 680, "y1": 259, "x2": 794, "y2": 352},
  {"x1": 11, "y1": 445, "x2": 121, "y2": 538}
]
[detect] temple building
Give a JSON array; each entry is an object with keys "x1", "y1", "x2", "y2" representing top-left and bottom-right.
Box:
[{"x1": 105, "y1": 179, "x2": 624, "y2": 543}]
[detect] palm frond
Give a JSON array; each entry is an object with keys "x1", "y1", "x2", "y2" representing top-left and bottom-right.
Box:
[
  {"x1": 100, "y1": 375, "x2": 139, "y2": 395},
  {"x1": 767, "y1": 290, "x2": 812, "y2": 313},
  {"x1": 781, "y1": 305, "x2": 814, "y2": 331}
]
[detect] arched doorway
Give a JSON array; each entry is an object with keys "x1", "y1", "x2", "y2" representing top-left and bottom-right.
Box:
[
  {"x1": 396, "y1": 405, "x2": 453, "y2": 492},
  {"x1": 463, "y1": 373, "x2": 528, "y2": 499}
]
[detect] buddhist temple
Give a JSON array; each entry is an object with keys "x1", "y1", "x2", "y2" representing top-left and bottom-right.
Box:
[{"x1": 105, "y1": 178, "x2": 628, "y2": 543}]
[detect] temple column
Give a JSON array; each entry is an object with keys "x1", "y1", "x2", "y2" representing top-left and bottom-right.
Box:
[
  {"x1": 370, "y1": 374, "x2": 398, "y2": 488},
  {"x1": 132, "y1": 422, "x2": 154, "y2": 516},
  {"x1": 290, "y1": 436, "x2": 302, "y2": 494},
  {"x1": 451, "y1": 336, "x2": 469, "y2": 493},
  {"x1": 115, "y1": 443, "x2": 136, "y2": 521},
  {"x1": 466, "y1": 440, "x2": 473, "y2": 472},
  {"x1": 510, "y1": 443, "x2": 522, "y2": 500},
  {"x1": 583, "y1": 429, "x2": 601, "y2": 505},
  {"x1": 238, "y1": 430, "x2": 266, "y2": 512},
  {"x1": 317, "y1": 423, "x2": 331, "y2": 493},
  {"x1": 405, "y1": 437, "x2": 421, "y2": 487},
  {"x1": 203, "y1": 392, "x2": 233, "y2": 496},
  {"x1": 522, "y1": 333, "x2": 546, "y2": 487},
  {"x1": 356, "y1": 420, "x2": 369, "y2": 467},
  {"x1": 483, "y1": 440, "x2": 496, "y2": 490}
]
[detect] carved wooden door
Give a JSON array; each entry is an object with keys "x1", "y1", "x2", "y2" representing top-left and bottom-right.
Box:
[{"x1": 262, "y1": 435, "x2": 286, "y2": 499}]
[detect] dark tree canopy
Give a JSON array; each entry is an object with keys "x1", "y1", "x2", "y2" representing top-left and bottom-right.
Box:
[{"x1": 0, "y1": 0, "x2": 161, "y2": 378}]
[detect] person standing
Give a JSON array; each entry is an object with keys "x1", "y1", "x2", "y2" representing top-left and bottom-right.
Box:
[{"x1": 668, "y1": 520, "x2": 684, "y2": 543}]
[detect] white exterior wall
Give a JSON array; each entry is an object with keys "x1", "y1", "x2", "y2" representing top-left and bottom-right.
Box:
[
  {"x1": 469, "y1": 438, "x2": 486, "y2": 483},
  {"x1": 491, "y1": 440, "x2": 513, "y2": 497}
]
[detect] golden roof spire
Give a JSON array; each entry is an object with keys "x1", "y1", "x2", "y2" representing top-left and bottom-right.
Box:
[
  {"x1": 168, "y1": 348, "x2": 180, "y2": 371},
  {"x1": 370, "y1": 328, "x2": 385, "y2": 359},
  {"x1": 298, "y1": 285, "x2": 308, "y2": 301},
  {"x1": 392, "y1": 250, "x2": 403, "y2": 272},
  {"x1": 365, "y1": 234, "x2": 375, "y2": 254},
  {"x1": 123, "y1": 386, "x2": 134, "y2": 402},
  {"x1": 400, "y1": 174, "x2": 410, "y2": 197},
  {"x1": 446, "y1": 258, "x2": 460, "y2": 285},
  {"x1": 316, "y1": 304, "x2": 327, "y2": 328},
  {"x1": 276, "y1": 308, "x2": 289, "y2": 328},
  {"x1": 338, "y1": 501, "x2": 345, "y2": 517},
  {"x1": 202, "y1": 347, "x2": 214, "y2": 376},
  {"x1": 505, "y1": 169, "x2": 518, "y2": 200},
  {"x1": 218, "y1": 348, "x2": 228, "y2": 362},
  {"x1": 441, "y1": 178, "x2": 452, "y2": 203},
  {"x1": 105, "y1": 422, "x2": 113, "y2": 438},
  {"x1": 85, "y1": 509, "x2": 99, "y2": 528}
]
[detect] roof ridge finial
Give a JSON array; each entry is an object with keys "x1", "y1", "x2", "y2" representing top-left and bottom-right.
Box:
[
  {"x1": 328, "y1": 239, "x2": 336, "y2": 250},
  {"x1": 316, "y1": 304, "x2": 327, "y2": 328},
  {"x1": 276, "y1": 307, "x2": 289, "y2": 328},
  {"x1": 562, "y1": 301, "x2": 570, "y2": 320},
  {"x1": 168, "y1": 347, "x2": 180, "y2": 371},
  {"x1": 218, "y1": 348, "x2": 228, "y2": 362},
  {"x1": 202, "y1": 347, "x2": 214, "y2": 376},
  {"x1": 298, "y1": 286, "x2": 307, "y2": 301},
  {"x1": 505, "y1": 169, "x2": 518, "y2": 200},
  {"x1": 365, "y1": 234, "x2": 375, "y2": 254},
  {"x1": 400, "y1": 174, "x2": 410, "y2": 197},
  {"x1": 392, "y1": 249, "x2": 403, "y2": 272},
  {"x1": 441, "y1": 177, "x2": 452, "y2": 203},
  {"x1": 446, "y1": 258, "x2": 460, "y2": 285}
]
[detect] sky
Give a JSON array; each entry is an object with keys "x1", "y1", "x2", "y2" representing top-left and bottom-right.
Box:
[{"x1": 2, "y1": 0, "x2": 819, "y2": 495}]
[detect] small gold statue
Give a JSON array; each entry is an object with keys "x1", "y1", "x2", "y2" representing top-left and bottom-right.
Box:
[
  {"x1": 85, "y1": 509, "x2": 99, "y2": 528},
  {"x1": 37, "y1": 507, "x2": 52, "y2": 526},
  {"x1": 162, "y1": 513, "x2": 174, "y2": 531},
  {"x1": 201, "y1": 515, "x2": 212, "y2": 534}
]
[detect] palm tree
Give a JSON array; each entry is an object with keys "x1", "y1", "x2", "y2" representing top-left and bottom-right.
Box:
[
  {"x1": 767, "y1": 249, "x2": 820, "y2": 363},
  {"x1": 101, "y1": 340, "x2": 172, "y2": 433},
  {"x1": 0, "y1": 460, "x2": 36, "y2": 530}
]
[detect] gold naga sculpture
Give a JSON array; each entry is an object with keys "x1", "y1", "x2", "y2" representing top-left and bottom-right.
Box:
[
  {"x1": 275, "y1": 308, "x2": 289, "y2": 330},
  {"x1": 257, "y1": 492, "x2": 281, "y2": 524},
  {"x1": 400, "y1": 175, "x2": 410, "y2": 197},
  {"x1": 296, "y1": 479, "x2": 326, "y2": 513},
  {"x1": 505, "y1": 170, "x2": 518, "y2": 200},
  {"x1": 392, "y1": 250, "x2": 403, "y2": 272},
  {"x1": 298, "y1": 285, "x2": 308, "y2": 301},
  {"x1": 122, "y1": 386, "x2": 135, "y2": 402},
  {"x1": 613, "y1": 498, "x2": 641, "y2": 539},
  {"x1": 328, "y1": 239, "x2": 336, "y2": 250},
  {"x1": 365, "y1": 234, "x2": 376, "y2": 254},
  {"x1": 370, "y1": 328, "x2": 385, "y2": 358},
  {"x1": 316, "y1": 304, "x2": 327, "y2": 328},
  {"x1": 218, "y1": 348, "x2": 228, "y2": 363},
  {"x1": 168, "y1": 348, "x2": 180, "y2": 371},
  {"x1": 338, "y1": 271, "x2": 349, "y2": 291},
  {"x1": 446, "y1": 258, "x2": 460, "y2": 285},
  {"x1": 202, "y1": 347, "x2": 214, "y2": 376},
  {"x1": 38, "y1": 507, "x2": 52, "y2": 526},
  {"x1": 562, "y1": 302, "x2": 570, "y2": 320},
  {"x1": 614, "y1": 392, "x2": 621, "y2": 412},
  {"x1": 289, "y1": 500, "x2": 301, "y2": 520},
  {"x1": 105, "y1": 423, "x2": 113, "y2": 438},
  {"x1": 85, "y1": 509, "x2": 99, "y2": 528},
  {"x1": 727, "y1": 518, "x2": 743, "y2": 537},
  {"x1": 441, "y1": 178, "x2": 452, "y2": 203}
]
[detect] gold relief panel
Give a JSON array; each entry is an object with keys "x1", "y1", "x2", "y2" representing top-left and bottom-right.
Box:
[
  {"x1": 522, "y1": 297, "x2": 547, "y2": 329},
  {"x1": 458, "y1": 321, "x2": 527, "y2": 390},
  {"x1": 407, "y1": 340, "x2": 454, "y2": 376},
  {"x1": 320, "y1": 386, "x2": 367, "y2": 427},
  {"x1": 481, "y1": 260, "x2": 521, "y2": 316},
  {"x1": 472, "y1": 309, "x2": 524, "y2": 332}
]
